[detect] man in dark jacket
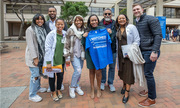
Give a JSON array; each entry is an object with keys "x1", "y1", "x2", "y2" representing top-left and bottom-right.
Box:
[
  {"x1": 133, "y1": 4, "x2": 162, "y2": 107},
  {"x1": 99, "y1": 8, "x2": 117, "y2": 92},
  {"x1": 172, "y1": 27, "x2": 178, "y2": 42},
  {"x1": 44, "y1": 7, "x2": 68, "y2": 34}
]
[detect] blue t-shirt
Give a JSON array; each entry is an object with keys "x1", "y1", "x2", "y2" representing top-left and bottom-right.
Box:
[{"x1": 85, "y1": 28, "x2": 113, "y2": 70}]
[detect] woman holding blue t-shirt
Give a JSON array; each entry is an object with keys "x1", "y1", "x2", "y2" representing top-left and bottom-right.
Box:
[{"x1": 82, "y1": 14, "x2": 112, "y2": 99}]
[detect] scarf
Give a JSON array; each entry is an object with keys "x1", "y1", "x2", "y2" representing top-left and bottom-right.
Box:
[
  {"x1": 70, "y1": 15, "x2": 84, "y2": 39},
  {"x1": 34, "y1": 25, "x2": 47, "y2": 65},
  {"x1": 103, "y1": 19, "x2": 112, "y2": 25},
  {"x1": 70, "y1": 23, "x2": 84, "y2": 39}
]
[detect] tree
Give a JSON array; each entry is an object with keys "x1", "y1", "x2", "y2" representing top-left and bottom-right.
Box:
[
  {"x1": 119, "y1": 8, "x2": 127, "y2": 15},
  {"x1": 60, "y1": 2, "x2": 89, "y2": 25},
  {"x1": 12, "y1": 1, "x2": 30, "y2": 40}
]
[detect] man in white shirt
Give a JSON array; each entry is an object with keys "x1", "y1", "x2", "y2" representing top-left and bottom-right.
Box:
[{"x1": 45, "y1": 7, "x2": 68, "y2": 34}]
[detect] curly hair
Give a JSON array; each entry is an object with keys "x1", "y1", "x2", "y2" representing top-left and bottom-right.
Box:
[{"x1": 115, "y1": 14, "x2": 129, "y2": 30}]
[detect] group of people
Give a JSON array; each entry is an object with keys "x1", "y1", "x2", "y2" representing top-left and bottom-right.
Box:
[
  {"x1": 25, "y1": 4, "x2": 162, "y2": 107},
  {"x1": 166, "y1": 27, "x2": 180, "y2": 42}
]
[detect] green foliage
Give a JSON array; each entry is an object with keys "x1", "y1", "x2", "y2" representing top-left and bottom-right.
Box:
[
  {"x1": 46, "y1": 15, "x2": 50, "y2": 21},
  {"x1": 60, "y1": 2, "x2": 89, "y2": 24},
  {"x1": 119, "y1": 8, "x2": 127, "y2": 15}
]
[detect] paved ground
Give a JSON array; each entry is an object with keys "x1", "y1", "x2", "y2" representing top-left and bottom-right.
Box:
[
  {"x1": 0, "y1": 86, "x2": 26, "y2": 108},
  {"x1": 0, "y1": 49, "x2": 180, "y2": 108}
]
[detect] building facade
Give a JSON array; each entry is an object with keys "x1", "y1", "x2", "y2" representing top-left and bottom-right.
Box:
[
  {"x1": 1, "y1": 0, "x2": 180, "y2": 39},
  {"x1": 146, "y1": 0, "x2": 180, "y2": 29}
]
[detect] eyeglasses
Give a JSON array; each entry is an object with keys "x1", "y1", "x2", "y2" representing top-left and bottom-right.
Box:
[{"x1": 104, "y1": 13, "x2": 111, "y2": 15}]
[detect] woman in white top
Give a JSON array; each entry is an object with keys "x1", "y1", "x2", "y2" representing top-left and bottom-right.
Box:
[{"x1": 115, "y1": 14, "x2": 140, "y2": 104}]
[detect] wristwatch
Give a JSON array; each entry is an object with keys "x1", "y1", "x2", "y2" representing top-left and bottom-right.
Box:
[{"x1": 152, "y1": 51, "x2": 158, "y2": 54}]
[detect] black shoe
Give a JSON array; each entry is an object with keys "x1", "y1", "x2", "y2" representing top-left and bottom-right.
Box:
[
  {"x1": 122, "y1": 95, "x2": 129, "y2": 104},
  {"x1": 121, "y1": 88, "x2": 126, "y2": 94},
  {"x1": 122, "y1": 90, "x2": 130, "y2": 104}
]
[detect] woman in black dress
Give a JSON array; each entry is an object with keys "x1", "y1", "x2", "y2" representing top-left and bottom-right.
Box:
[{"x1": 115, "y1": 14, "x2": 140, "y2": 104}]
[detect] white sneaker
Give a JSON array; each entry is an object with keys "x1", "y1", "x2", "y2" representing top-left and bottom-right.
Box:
[
  {"x1": 47, "y1": 86, "x2": 51, "y2": 92},
  {"x1": 61, "y1": 84, "x2": 64, "y2": 91},
  {"x1": 69, "y1": 86, "x2": 75, "y2": 98},
  {"x1": 108, "y1": 84, "x2": 116, "y2": 92},
  {"x1": 101, "y1": 83, "x2": 105, "y2": 90},
  {"x1": 75, "y1": 87, "x2": 84, "y2": 96},
  {"x1": 29, "y1": 95, "x2": 42, "y2": 102},
  {"x1": 37, "y1": 88, "x2": 47, "y2": 93}
]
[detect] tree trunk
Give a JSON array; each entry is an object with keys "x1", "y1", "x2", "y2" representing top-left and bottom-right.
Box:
[
  {"x1": 18, "y1": 21, "x2": 25, "y2": 40},
  {"x1": 18, "y1": 10, "x2": 25, "y2": 40},
  {"x1": 12, "y1": 2, "x2": 28, "y2": 40}
]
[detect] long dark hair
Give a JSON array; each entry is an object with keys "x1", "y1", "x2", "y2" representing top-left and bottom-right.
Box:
[
  {"x1": 86, "y1": 14, "x2": 99, "y2": 32},
  {"x1": 115, "y1": 14, "x2": 129, "y2": 30},
  {"x1": 31, "y1": 13, "x2": 46, "y2": 27},
  {"x1": 74, "y1": 16, "x2": 84, "y2": 30}
]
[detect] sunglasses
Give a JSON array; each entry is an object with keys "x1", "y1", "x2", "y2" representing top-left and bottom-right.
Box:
[{"x1": 104, "y1": 13, "x2": 111, "y2": 15}]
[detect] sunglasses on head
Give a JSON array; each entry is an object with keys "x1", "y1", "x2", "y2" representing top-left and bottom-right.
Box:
[{"x1": 104, "y1": 13, "x2": 111, "y2": 15}]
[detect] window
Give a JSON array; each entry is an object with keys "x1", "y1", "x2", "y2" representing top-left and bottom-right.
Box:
[
  {"x1": 6, "y1": 4, "x2": 53, "y2": 14},
  {"x1": 176, "y1": 8, "x2": 180, "y2": 18},
  {"x1": 88, "y1": 7, "x2": 114, "y2": 16},
  {"x1": 163, "y1": 7, "x2": 180, "y2": 18}
]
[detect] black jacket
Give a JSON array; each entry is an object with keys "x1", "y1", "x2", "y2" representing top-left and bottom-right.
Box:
[
  {"x1": 44, "y1": 20, "x2": 68, "y2": 34},
  {"x1": 135, "y1": 14, "x2": 162, "y2": 52},
  {"x1": 99, "y1": 19, "x2": 116, "y2": 53}
]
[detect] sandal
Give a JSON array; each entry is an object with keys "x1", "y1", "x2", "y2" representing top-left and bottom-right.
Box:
[
  {"x1": 51, "y1": 94, "x2": 59, "y2": 101},
  {"x1": 57, "y1": 90, "x2": 63, "y2": 99},
  {"x1": 58, "y1": 94, "x2": 63, "y2": 99}
]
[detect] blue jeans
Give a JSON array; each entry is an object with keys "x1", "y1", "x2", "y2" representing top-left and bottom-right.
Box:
[
  {"x1": 142, "y1": 51, "x2": 160, "y2": 100},
  {"x1": 29, "y1": 67, "x2": 40, "y2": 97},
  {"x1": 71, "y1": 56, "x2": 84, "y2": 87},
  {"x1": 101, "y1": 53, "x2": 116, "y2": 85},
  {"x1": 166, "y1": 34, "x2": 169, "y2": 40}
]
